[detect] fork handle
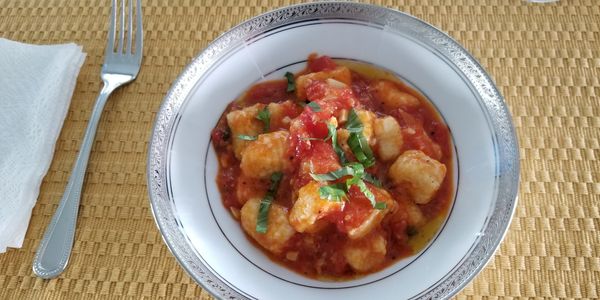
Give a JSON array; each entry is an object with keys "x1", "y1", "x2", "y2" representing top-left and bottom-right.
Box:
[{"x1": 33, "y1": 81, "x2": 117, "y2": 279}]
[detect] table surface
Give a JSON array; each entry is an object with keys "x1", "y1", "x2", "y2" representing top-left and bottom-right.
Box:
[{"x1": 1, "y1": 0, "x2": 599, "y2": 299}]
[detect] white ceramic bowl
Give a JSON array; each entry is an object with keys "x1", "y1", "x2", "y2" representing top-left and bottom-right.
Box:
[{"x1": 147, "y1": 3, "x2": 519, "y2": 299}]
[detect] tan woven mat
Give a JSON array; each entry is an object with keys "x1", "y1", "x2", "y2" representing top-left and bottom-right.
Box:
[{"x1": 1, "y1": 0, "x2": 598, "y2": 298}]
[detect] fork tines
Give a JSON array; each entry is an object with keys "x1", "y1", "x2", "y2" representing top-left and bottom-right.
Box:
[{"x1": 106, "y1": 0, "x2": 142, "y2": 60}]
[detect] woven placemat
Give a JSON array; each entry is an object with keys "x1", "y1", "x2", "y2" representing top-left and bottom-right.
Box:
[{"x1": 0, "y1": 0, "x2": 598, "y2": 298}]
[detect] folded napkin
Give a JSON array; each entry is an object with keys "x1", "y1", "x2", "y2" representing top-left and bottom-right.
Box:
[{"x1": 0, "y1": 38, "x2": 86, "y2": 253}]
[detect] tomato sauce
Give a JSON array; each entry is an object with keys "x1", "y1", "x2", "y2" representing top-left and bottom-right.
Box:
[
  {"x1": 211, "y1": 55, "x2": 454, "y2": 280},
  {"x1": 245, "y1": 81, "x2": 289, "y2": 105},
  {"x1": 333, "y1": 186, "x2": 377, "y2": 232},
  {"x1": 307, "y1": 54, "x2": 338, "y2": 72}
]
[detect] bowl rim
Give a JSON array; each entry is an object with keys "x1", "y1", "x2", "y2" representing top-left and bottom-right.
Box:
[{"x1": 146, "y1": 2, "x2": 520, "y2": 299}]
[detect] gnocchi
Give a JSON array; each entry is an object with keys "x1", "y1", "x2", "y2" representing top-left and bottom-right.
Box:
[
  {"x1": 389, "y1": 150, "x2": 447, "y2": 204},
  {"x1": 241, "y1": 198, "x2": 296, "y2": 254},
  {"x1": 289, "y1": 181, "x2": 344, "y2": 233},
  {"x1": 373, "y1": 116, "x2": 403, "y2": 161},
  {"x1": 373, "y1": 80, "x2": 420, "y2": 110},
  {"x1": 267, "y1": 100, "x2": 301, "y2": 130},
  {"x1": 296, "y1": 66, "x2": 352, "y2": 99},
  {"x1": 226, "y1": 103, "x2": 266, "y2": 159},
  {"x1": 346, "y1": 186, "x2": 396, "y2": 240},
  {"x1": 212, "y1": 54, "x2": 453, "y2": 280},
  {"x1": 344, "y1": 232, "x2": 387, "y2": 272},
  {"x1": 240, "y1": 131, "x2": 291, "y2": 179},
  {"x1": 356, "y1": 109, "x2": 376, "y2": 145}
]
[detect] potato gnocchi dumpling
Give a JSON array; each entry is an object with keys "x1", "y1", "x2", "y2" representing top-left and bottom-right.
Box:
[
  {"x1": 296, "y1": 66, "x2": 352, "y2": 99},
  {"x1": 346, "y1": 186, "x2": 396, "y2": 240},
  {"x1": 356, "y1": 109, "x2": 376, "y2": 145},
  {"x1": 374, "y1": 116, "x2": 403, "y2": 161},
  {"x1": 267, "y1": 100, "x2": 302, "y2": 130},
  {"x1": 240, "y1": 130, "x2": 291, "y2": 179},
  {"x1": 337, "y1": 110, "x2": 376, "y2": 154},
  {"x1": 236, "y1": 175, "x2": 267, "y2": 205},
  {"x1": 389, "y1": 150, "x2": 447, "y2": 204},
  {"x1": 240, "y1": 198, "x2": 296, "y2": 254},
  {"x1": 344, "y1": 232, "x2": 387, "y2": 272},
  {"x1": 335, "y1": 128, "x2": 352, "y2": 156},
  {"x1": 226, "y1": 103, "x2": 265, "y2": 159},
  {"x1": 289, "y1": 181, "x2": 344, "y2": 233},
  {"x1": 212, "y1": 54, "x2": 453, "y2": 280},
  {"x1": 373, "y1": 80, "x2": 420, "y2": 110}
]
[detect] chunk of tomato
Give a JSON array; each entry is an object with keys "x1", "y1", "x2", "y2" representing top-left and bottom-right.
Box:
[
  {"x1": 392, "y1": 108, "x2": 443, "y2": 160},
  {"x1": 292, "y1": 141, "x2": 342, "y2": 191},
  {"x1": 245, "y1": 80, "x2": 289, "y2": 104},
  {"x1": 330, "y1": 185, "x2": 375, "y2": 233},
  {"x1": 307, "y1": 54, "x2": 337, "y2": 72}
]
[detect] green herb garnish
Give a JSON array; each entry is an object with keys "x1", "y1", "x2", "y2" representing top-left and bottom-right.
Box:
[
  {"x1": 345, "y1": 171, "x2": 385, "y2": 210},
  {"x1": 327, "y1": 122, "x2": 348, "y2": 165},
  {"x1": 311, "y1": 162, "x2": 385, "y2": 209},
  {"x1": 307, "y1": 101, "x2": 321, "y2": 112},
  {"x1": 362, "y1": 173, "x2": 382, "y2": 187},
  {"x1": 374, "y1": 202, "x2": 387, "y2": 210},
  {"x1": 256, "y1": 106, "x2": 270, "y2": 132},
  {"x1": 256, "y1": 172, "x2": 284, "y2": 233},
  {"x1": 310, "y1": 163, "x2": 361, "y2": 182},
  {"x1": 300, "y1": 137, "x2": 325, "y2": 141},
  {"x1": 352, "y1": 179, "x2": 376, "y2": 207},
  {"x1": 345, "y1": 109, "x2": 376, "y2": 167},
  {"x1": 347, "y1": 131, "x2": 375, "y2": 167},
  {"x1": 309, "y1": 109, "x2": 380, "y2": 208},
  {"x1": 237, "y1": 134, "x2": 257, "y2": 141},
  {"x1": 319, "y1": 183, "x2": 348, "y2": 202},
  {"x1": 285, "y1": 72, "x2": 295, "y2": 92},
  {"x1": 345, "y1": 109, "x2": 364, "y2": 133},
  {"x1": 256, "y1": 194, "x2": 274, "y2": 234}
]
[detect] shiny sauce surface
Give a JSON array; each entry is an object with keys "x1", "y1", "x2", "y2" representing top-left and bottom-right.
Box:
[{"x1": 211, "y1": 55, "x2": 454, "y2": 280}]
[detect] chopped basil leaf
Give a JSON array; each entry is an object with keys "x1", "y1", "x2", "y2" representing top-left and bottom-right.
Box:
[
  {"x1": 285, "y1": 72, "x2": 295, "y2": 92},
  {"x1": 310, "y1": 165, "x2": 355, "y2": 181},
  {"x1": 319, "y1": 183, "x2": 347, "y2": 202},
  {"x1": 345, "y1": 109, "x2": 364, "y2": 133},
  {"x1": 357, "y1": 133, "x2": 376, "y2": 166},
  {"x1": 314, "y1": 165, "x2": 383, "y2": 210},
  {"x1": 256, "y1": 107, "x2": 270, "y2": 132},
  {"x1": 237, "y1": 134, "x2": 257, "y2": 141},
  {"x1": 347, "y1": 162, "x2": 365, "y2": 177},
  {"x1": 309, "y1": 109, "x2": 380, "y2": 209},
  {"x1": 362, "y1": 173, "x2": 382, "y2": 187},
  {"x1": 347, "y1": 132, "x2": 375, "y2": 167},
  {"x1": 256, "y1": 195, "x2": 273, "y2": 234},
  {"x1": 344, "y1": 164, "x2": 364, "y2": 189},
  {"x1": 269, "y1": 174, "x2": 284, "y2": 198},
  {"x1": 354, "y1": 179, "x2": 376, "y2": 207},
  {"x1": 342, "y1": 167, "x2": 382, "y2": 209},
  {"x1": 325, "y1": 122, "x2": 336, "y2": 140},
  {"x1": 374, "y1": 202, "x2": 387, "y2": 210},
  {"x1": 345, "y1": 109, "x2": 375, "y2": 167},
  {"x1": 300, "y1": 137, "x2": 324, "y2": 141},
  {"x1": 307, "y1": 101, "x2": 321, "y2": 112},
  {"x1": 327, "y1": 122, "x2": 348, "y2": 165},
  {"x1": 256, "y1": 172, "x2": 284, "y2": 233},
  {"x1": 269, "y1": 171, "x2": 284, "y2": 186},
  {"x1": 310, "y1": 163, "x2": 364, "y2": 182},
  {"x1": 344, "y1": 173, "x2": 360, "y2": 188}
]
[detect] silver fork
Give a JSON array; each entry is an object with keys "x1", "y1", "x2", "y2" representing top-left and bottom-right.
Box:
[{"x1": 33, "y1": 0, "x2": 143, "y2": 279}]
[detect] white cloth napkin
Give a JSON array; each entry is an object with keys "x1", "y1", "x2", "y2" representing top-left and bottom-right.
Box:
[{"x1": 0, "y1": 38, "x2": 86, "y2": 253}]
